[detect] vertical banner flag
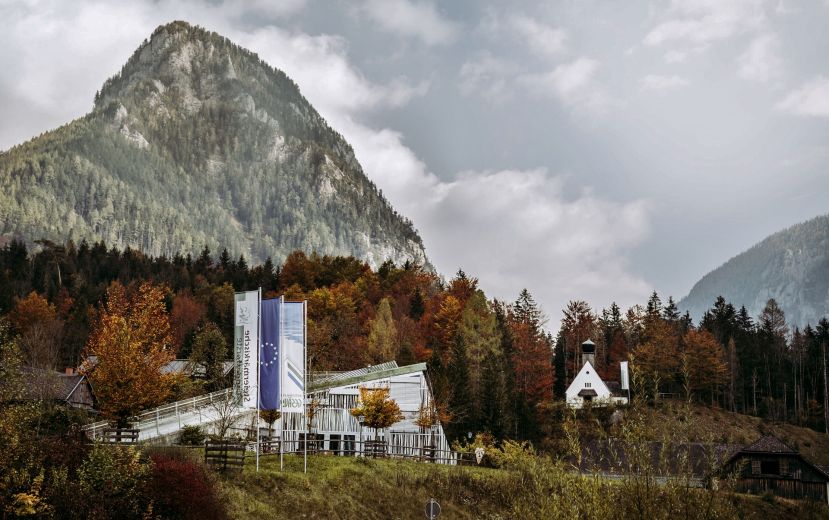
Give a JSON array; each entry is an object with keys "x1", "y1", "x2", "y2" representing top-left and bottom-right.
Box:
[
  {"x1": 281, "y1": 300, "x2": 306, "y2": 412},
  {"x1": 620, "y1": 361, "x2": 629, "y2": 391},
  {"x1": 234, "y1": 290, "x2": 260, "y2": 409},
  {"x1": 259, "y1": 298, "x2": 281, "y2": 410}
]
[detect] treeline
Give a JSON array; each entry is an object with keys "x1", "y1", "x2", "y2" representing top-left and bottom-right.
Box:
[
  {"x1": 554, "y1": 292, "x2": 829, "y2": 432},
  {"x1": 5, "y1": 238, "x2": 829, "y2": 440},
  {"x1": 0, "y1": 239, "x2": 552, "y2": 443}
]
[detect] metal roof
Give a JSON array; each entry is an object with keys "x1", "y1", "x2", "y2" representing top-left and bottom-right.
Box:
[{"x1": 309, "y1": 361, "x2": 428, "y2": 392}]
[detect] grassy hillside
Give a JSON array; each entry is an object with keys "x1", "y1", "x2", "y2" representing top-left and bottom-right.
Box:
[
  {"x1": 634, "y1": 400, "x2": 829, "y2": 466},
  {"x1": 219, "y1": 454, "x2": 512, "y2": 519},
  {"x1": 218, "y1": 451, "x2": 829, "y2": 519}
]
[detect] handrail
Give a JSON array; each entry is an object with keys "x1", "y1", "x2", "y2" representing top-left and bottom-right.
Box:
[{"x1": 82, "y1": 387, "x2": 235, "y2": 439}]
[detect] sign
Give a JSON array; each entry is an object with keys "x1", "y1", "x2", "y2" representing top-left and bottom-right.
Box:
[
  {"x1": 234, "y1": 290, "x2": 260, "y2": 409},
  {"x1": 280, "y1": 300, "x2": 306, "y2": 412},
  {"x1": 425, "y1": 498, "x2": 441, "y2": 520},
  {"x1": 475, "y1": 447, "x2": 485, "y2": 465}
]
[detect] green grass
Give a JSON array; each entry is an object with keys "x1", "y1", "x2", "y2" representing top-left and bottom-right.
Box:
[{"x1": 219, "y1": 454, "x2": 516, "y2": 520}]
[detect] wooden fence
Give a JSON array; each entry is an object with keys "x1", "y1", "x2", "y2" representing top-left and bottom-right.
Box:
[
  {"x1": 204, "y1": 440, "x2": 246, "y2": 473},
  {"x1": 101, "y1": 428, "x2": 139, "y2": 445}
]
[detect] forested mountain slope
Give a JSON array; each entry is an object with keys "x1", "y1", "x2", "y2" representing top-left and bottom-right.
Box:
[
  {"x1": 680, "y1": 214, "x2": 829, "y2": 326},
  {"x1": 0, "y1": 21, "x2": 428, "y2": 268}
]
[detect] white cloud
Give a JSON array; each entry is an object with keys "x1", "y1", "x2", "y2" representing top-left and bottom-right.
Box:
[
  {"x1": 737, "y1": 33, "x2": 781, "y2": 83},
  {"x1": 358, "y1": 0, "x2": 459, "y2": 46},
  {"x1": 645, "y1": 0, "x2": 767, "y2": 47},
  {"x1": 519, "y1": 57, "x2": 609, "y2": 113},
  {"x1": 507, "y1": 14, "x2": 567, "y2": 57},
  {"x1": 238, "y1": 27, "x2": 429, "y2": 116},
  {"x1": 225, "y1": 28, "x2": 649, "y2": 314},
  {"x1": 776, "y1": 76, "x2": 829, "y2": 117},
  {"x1": 408, "y1": 168, "x2": 652, "y2": 315},
  {"x1": 0, "y1": 0, "x2": 654, "y2": 321},
  {"x1": 640, "y1": 74, "x2": 690, "y2": 90},
  {"x1": 458, "y1": 52, "x2": 514, "y2": 100}
]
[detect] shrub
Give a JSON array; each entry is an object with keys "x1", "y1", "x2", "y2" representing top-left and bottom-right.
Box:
[
  {"x1": 76, "y1": 444, "x2": 152, "y2": 519},
  {"x1": 179, "y1": 425, "x2": 206, "y2": 446},
  {"x1": 146, "y1": 451, "x2": 227, "y2": 520}
]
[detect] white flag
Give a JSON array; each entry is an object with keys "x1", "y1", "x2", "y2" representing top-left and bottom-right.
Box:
[
  {"x1": 280, "y1": 300, "x2": 306, "y2": 412},
  {"x1": 234, "y1": 290, "x2": 260, "y2": 409}
]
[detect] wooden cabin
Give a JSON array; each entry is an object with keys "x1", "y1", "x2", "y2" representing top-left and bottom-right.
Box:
[
  {"x1": 19, "y1": 367, "x2": 95, "y2": 410},
  {"x1": 721, "y1": 435, "x2": 829, "y2": 503}
]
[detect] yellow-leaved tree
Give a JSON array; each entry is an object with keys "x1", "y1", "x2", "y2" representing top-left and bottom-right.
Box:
[
  {"x1": 350, "y1": 386, "x2": 404, "y2": 440},
  {"x1": 83, "y1": 282, "x2": 177, "y2": 425}
]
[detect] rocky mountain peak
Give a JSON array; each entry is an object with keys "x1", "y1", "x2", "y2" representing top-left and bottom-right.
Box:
[{"x1": 0, "y1": 21, "x2": 429, "y2": 270}]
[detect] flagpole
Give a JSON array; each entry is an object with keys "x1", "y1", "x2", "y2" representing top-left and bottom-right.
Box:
[
  {"x1": 303, "y1": 299, "x2": 308, "y2": 474},
  {"x1": 256, "y1": 287, "x2": 262, "y2": 472},
  {"x1": 279, "y1": 295, "x2": 284, "y2": 472}
]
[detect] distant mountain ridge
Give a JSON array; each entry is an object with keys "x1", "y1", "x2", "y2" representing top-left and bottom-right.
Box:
[
  {"x1": 0, "y1": 21, "x2": 428, "y2": 268},
  {"x1": 680, "y1": 214, "x2": 829, "y2": 327}
]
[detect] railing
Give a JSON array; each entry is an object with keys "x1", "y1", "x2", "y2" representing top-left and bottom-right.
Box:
[
  {"x1": 249, "y1": 437, "x2": 471, "y2": 466},
  {"x1": 82, "y1": 387, "x2": 235, "y2": 440}
]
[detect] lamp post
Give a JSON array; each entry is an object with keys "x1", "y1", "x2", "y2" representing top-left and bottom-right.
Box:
[{"x1": 357, "y1": 414, "x2": 365, "y2": 457}]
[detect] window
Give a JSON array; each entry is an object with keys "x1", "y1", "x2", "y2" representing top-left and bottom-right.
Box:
[
  {"x1": 751, "y1": 460, "x2": 760, "y2": 475},
  {"x1": 343, "y1": 435, "x2": 356, "y2": 456},
  {"x1": 760, "y1": 460, "x2": 780, "y2": 475},
  {"x1": 585, "y1": 382, "x2": 592, "y2": 388},
  {"x1": 329, "y1": 434, "x2": 341, "y2": 455}
]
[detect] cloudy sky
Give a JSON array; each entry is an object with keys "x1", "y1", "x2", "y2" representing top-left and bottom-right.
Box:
[{"x1": 2, "y1": 0, "x2": 829, "y2": 325}]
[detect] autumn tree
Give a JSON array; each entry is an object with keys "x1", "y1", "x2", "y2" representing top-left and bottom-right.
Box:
[
  {"x1": 307, "y1": 283, "x2": 360, "y2": 370},
  {"x1": 681, "y1": 329, "x2": 728, "y2": 404},
  {"x1": 510, "y1": 290, "x2": 552, "y2": 441},
  {"x1": 259, "y1": 409, "x2": 281, "y2": 438},
  {"x1": 457, "y1": 291, "x2": 501, "y2": 402},
  {"x1": 631, "y1": 318, "x2": 680, "y2": 398},
  {"x1": 189, "y1": 321, "x2": 228, "y2": 391},
  {"x1": 350, "y1": 386, "x2": 404, "y2": 440},
  {"x1": 367, "y1": 297, "x2": 397, "y2": 363},
  {"x1": 83, "y1": 282, "x2": 178, "y2": 425},
  {"x1": 561, "y1": 300, "x2": 596, "y2": 386},
  {"x1": 170, "y1": 292, "x2": 206, "y2": 354},
  {"x1": 8, "y1": 292, "x2": 64, "y2": 371}
]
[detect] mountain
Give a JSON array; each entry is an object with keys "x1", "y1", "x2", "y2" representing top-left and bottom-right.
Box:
[
  {"x1": 0, "y1": 21, "x2": 428, "y2": 268},
  {"x1": 680, "y1": 214, "x2": 829, "y2": 327}
]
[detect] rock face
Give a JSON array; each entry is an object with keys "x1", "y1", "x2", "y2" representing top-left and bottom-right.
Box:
[
  {"x1": 679, "y1": 214, "x2": 829, "y2": 327},
  {"x1": 0, "y1": 21, "x2": 429, "y2": 268}
]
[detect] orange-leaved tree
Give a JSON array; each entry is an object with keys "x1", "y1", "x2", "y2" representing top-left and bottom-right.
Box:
[
  {"x1": 681, "y1": 329, "x2": 728, "y2": 403},
  {"x1": 350, "y1": 386, "x2": 404, "y2": 440},
  {"x1": 83, "y1": 281, "x2": 177, "y2": 425}
]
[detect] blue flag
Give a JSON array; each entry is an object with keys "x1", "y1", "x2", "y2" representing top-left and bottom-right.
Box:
[{"x1": 259, "y1": 298, "x2": 281, "y2": 410}]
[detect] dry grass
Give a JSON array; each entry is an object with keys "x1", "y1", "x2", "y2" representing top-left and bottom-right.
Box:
[{"x1": 637, "y1": 400, "x2": 829, "y2": 465}]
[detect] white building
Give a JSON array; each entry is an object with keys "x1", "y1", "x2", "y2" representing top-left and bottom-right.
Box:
[
  {"x1": 565, "y1": 340, "x2": 629, "y2": 409},
  {"x1": 280, "y1": 361, "x2": 453, "y2": 460}
]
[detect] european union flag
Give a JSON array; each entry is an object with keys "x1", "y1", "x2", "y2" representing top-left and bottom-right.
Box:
[{"x1": 259, "y1": 297, "x2": 281, "y2": 410}]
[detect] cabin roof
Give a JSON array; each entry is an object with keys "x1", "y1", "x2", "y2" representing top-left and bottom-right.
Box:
[
  {"x1": 18, "y1": 367, "x2": 91, "y2": 404},
  {"x1": 741, "y1": 435, "x2": 797, "y2": 454}
]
